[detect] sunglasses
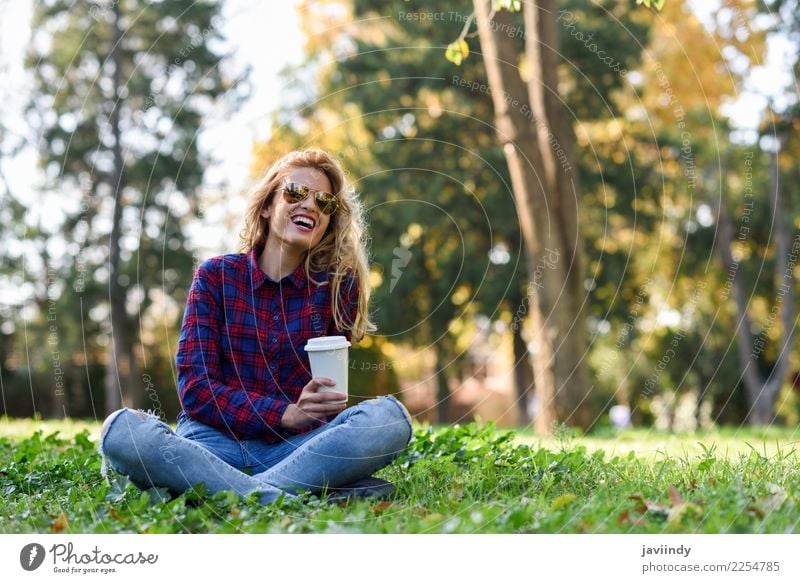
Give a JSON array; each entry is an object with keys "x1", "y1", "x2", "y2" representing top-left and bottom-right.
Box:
[{"x1": 282, "y1": 182, "x2": 340, "y2": 215}]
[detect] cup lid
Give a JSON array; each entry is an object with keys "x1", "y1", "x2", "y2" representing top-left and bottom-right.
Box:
[{"x1": 304, "y1": 335, "x2": 351, "y2": 351}]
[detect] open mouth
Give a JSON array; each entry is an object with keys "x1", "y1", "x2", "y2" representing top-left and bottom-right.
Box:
[{"x1": 291, "y1": 214, "x2": 316, "y2": 232}]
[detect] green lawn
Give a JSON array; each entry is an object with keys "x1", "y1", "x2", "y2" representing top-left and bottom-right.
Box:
[{"x1": 1, "y1": 418, "x2": 798, "y2": 533}]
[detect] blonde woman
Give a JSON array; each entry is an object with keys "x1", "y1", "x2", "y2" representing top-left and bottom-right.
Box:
[{"x1": 100, "y1": 149, "x2": 412, "y2": 504}]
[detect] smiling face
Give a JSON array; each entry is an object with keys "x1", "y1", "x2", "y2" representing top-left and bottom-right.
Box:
[{"x1": 259, "y1": 166, "x2": 334, "y2": 255}]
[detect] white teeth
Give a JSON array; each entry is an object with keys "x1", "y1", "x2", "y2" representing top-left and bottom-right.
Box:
[{"x1": 292, "y1": 216, "x2": 315, "y2": 229}]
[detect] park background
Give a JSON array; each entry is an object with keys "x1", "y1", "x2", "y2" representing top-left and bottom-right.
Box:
[
  {"x1": 2, "y1": 0, "x2": 800, "y2": 536},
  {"x1": 0, "y1": 0, "x2": 799, "y2": 434},
  {"x1": 0, "y1": 0, "x2": 800, "y2": 433}
]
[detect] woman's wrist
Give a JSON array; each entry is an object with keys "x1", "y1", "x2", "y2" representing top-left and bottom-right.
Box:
[{"x1": 279, "y1": 404, "x2": 298, "y2": 428}]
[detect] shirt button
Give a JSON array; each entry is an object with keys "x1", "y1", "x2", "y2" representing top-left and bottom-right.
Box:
[
  {"x1": 271, "y1": 337, "x2": 277, "y2": 343},
  {"x1": 270, "y1": 363, "x2": 277, "y2": 369},
  {"x1": 272, "y1": 315, "x2": 278, "y2": 321}
]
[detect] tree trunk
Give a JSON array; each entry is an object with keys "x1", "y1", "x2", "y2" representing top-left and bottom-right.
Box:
[
  {"x1": 473, "y1": 0, "x2": 590, "y2": 433},
  {"x1": 716, "y1": 193, "x2": 764, "y2": 413},
  {"x1": 753, "y1": 143, "x2": 794, "y2": 423},
  {"x1": 128, "y1": 341, "x2": 141, "y2": 410},
  {"x1": 511, "y1": 289, "x2": 533, "y2": 425},
  {"x1": 105, "y1": 1, "x2": 127, "y2": 414},
  {"x1": 716, "y1": 142, "x2": 793, "y2": 425},
  {"x1": 434, "y1": 341, "x2": 451, "y2": 424},
  {"x1": 524, "y1": 0, "x2": 591, "y2": 428}
]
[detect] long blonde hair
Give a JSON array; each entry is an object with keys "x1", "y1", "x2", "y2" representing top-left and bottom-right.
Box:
[{"x1": 240, "y1": 149, "x2": 375, "y2": 342}]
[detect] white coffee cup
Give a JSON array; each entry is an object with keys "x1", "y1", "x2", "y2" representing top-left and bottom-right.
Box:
[{"x1": 304, "y1": 335, "x2": 351, "y2": 403}]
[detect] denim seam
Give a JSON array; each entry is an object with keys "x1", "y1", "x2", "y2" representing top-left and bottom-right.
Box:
[
  {"x1": 256, "y1": 419, "x2": 363, "y2": 490},
  {"x1": 150, "y1": 423, "x2": 260, "y2": 489},
  {"x1": 383, "y1": 396, "x2": 413, "y2": 445},
  {"x1": 239, "y1": 441, "x2": 250, "y2": 469}
]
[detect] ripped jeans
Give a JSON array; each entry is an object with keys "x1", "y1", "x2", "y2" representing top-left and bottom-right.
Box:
[{"x1": 99, "y1": 396, "x2": 413, "y2": 505}]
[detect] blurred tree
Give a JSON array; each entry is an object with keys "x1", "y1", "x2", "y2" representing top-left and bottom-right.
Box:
[
  {"x1": 255, "y1": 0, "x2": 523, "y2": 423},
  {"x1": 257, "y1": 0, "x2": 652, "y2": 430},
  {"x1": 716, "y1": 123, "x2": 795, "y2": 425},
  {"x1": 25, "y1": 0, "x2": 246, "y2": 415},
  {"x1": 711, "y1": 0, "x2": 799, "y2": 424},
  {"x1": 467, "y1": 0, "x2": 605, "y2": 431},
  {"x1": 613, "y1": 0, "x2": 798, "y2": 427}
]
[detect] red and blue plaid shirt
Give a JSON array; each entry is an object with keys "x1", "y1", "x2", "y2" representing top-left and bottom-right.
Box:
[{"x1": 176, "y1": 246, "x2": 359, "y2": 441}]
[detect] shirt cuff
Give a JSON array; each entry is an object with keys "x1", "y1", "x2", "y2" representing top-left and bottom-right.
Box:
[{"x1": 267, "y1": 398, "x2": 292, "y2": 431}]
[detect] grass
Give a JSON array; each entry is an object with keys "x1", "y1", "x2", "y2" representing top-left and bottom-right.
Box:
[
  {"x1": 515, "y1": 425, "x2": 800, "y2": 459},
  {"x1": 1, "y1": 418, "x2": 799, "y2": 533}
]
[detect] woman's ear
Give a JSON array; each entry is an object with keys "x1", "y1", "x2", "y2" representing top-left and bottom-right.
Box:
[{"x1": 259, "y1": 194, "x2": 273, "y2": 220}]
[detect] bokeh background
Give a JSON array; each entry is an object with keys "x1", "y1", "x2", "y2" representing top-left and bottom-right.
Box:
[{"x1": 1, "y1": 0, "x2": 798, "y2": 435}]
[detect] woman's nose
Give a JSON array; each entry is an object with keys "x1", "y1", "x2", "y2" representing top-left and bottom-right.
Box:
[{"x1": 298, "y1": 198, "x2": 318, "y2": 214}]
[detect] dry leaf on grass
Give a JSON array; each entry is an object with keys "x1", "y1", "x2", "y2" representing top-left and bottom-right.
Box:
[
  {"x1": 372, "y1": 501, "x2": 393, "y2": 514},
  {"x1": 51, "y1": 511, "x2": 69, "y2": 533}
]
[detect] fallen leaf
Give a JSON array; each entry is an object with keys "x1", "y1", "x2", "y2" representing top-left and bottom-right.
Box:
[
  {"x1": 629, "y1": 493, "x2": 670, "y2": 516},
  {"x1": 51, "y1": 512, "x2": 69, "y2": 533},
  {"x1": 669, "y1": 485, "x2": 683, "y2": 506},
  {"x1": 628, "y1": 493, "x2": 648, "y2": 514},
  {"x1": 747, "y1": 505, "x2": 764, "y2": 519},
  {"x1": 372, "y1": 500, "x2": 393, "y2": 514}
]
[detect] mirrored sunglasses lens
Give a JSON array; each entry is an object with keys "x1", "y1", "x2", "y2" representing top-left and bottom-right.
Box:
[
  {"x1": 316, "y1": 194, "x2": 338, "y2": 214},
  {"x1": 284, "y1": 184, "x2": 306, "y2": 203}
]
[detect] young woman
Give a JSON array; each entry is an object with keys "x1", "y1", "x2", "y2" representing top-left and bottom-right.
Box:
[{"x1": 100, "y1": 149, "x2": 413, "y2": 504}]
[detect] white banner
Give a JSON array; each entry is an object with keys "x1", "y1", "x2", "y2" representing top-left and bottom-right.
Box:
[{"x1": 2, "y1": 534, "x2": 798, "y2": 582}]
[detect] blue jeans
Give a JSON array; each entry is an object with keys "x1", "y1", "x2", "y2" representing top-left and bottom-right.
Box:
[{"x1": 99, "y1": 396, "x2": 413, "y2": 505}]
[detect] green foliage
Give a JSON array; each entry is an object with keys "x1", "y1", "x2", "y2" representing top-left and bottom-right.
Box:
[
  {"x1": 264, "y1": 0, "x2": 534, "y2": 419},
  {"x1": 13, "y1": 0, "x2": 247, "y2": 416},
  {"x1": 271, "y1": 0, "x2": 655, "y2": 422},
  {"x1": 637, "y1": 0, "x2": 666, "y2": 11},
  {"x1": 494, "y1": 0, "x2": 521, "y2": 11},
  {"x1": 444, "y1": 39, "x2": 469, "y2": 65},
  {"x1": 2, "y1": 422, "x2": 799, "y2": 533}
]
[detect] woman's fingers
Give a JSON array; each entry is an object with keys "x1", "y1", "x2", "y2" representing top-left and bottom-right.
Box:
[
  {"x1": 303, "y1": 400, "x2": 347, "y2": 412},
  {"x1": 302, "y1": 409, "x2": 344, "y2": 420},
  {"x1": 294, "y1": 378, "x2": 346, "y2": 423},
  {"x1": 305, "y1": 377, "x2": 336, "y2": 392},
  {"x1": 303, "y1": 391, "x2": 346, "y2": 403}
]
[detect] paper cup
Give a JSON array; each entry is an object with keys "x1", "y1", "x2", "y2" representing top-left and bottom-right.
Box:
[{"x1": 304, "y1": 336, "x2": 351, "y2": 403}]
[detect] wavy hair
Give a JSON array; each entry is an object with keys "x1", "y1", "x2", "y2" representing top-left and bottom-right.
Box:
[{"x1": 239, "y1": 149, "x2": 375, "y2": 342}]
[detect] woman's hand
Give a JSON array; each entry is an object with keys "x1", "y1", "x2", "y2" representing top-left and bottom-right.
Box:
[{"x1": 279, "y1": 377, "x2": 347, "y2": 429}]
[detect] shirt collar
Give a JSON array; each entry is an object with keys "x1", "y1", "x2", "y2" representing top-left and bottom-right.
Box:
[{"x1": 249, "y1": 246, "x2": 308, "y2": 291}]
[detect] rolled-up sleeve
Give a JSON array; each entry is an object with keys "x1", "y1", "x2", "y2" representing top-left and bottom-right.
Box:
[{"x1": 176, "y1": 260, "x2": 290, "y2": 439}]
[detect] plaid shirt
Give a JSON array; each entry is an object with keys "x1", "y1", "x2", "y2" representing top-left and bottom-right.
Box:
[{"x1": 176, "y1": 246, "x2": 359, "y2": 441}]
